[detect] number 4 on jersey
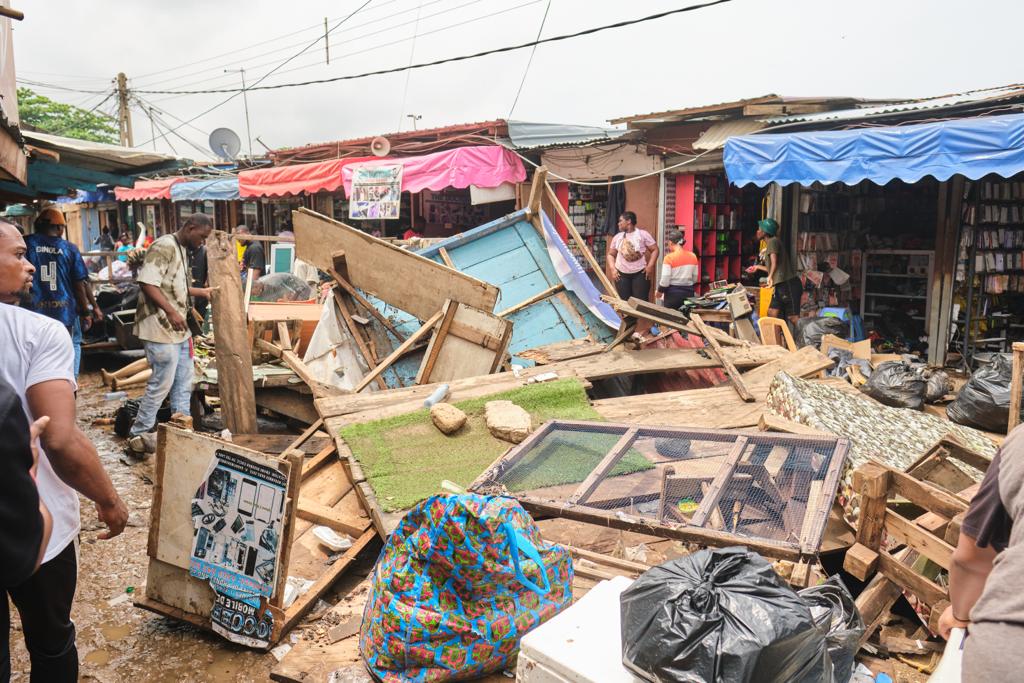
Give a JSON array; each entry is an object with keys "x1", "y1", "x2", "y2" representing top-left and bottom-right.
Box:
[{"x1": 39, "y1": 262, "x2": 58, "y2": 291}]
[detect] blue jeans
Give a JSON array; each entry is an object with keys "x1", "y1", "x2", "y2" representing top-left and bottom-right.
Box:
[
  {"x1": 70, "y1": 318, "x2": 82, "y2": 378},
  {"x1": 129, "y1": 339, "x2": 193, "y2": 436}
]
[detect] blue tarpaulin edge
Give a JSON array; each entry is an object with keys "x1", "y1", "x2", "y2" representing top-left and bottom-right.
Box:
[
  {"x1": 724, "y1": 112, "x2": 1024, "y2": 187},
  {"x1": 170, "y1": 177, "x2": 240, "y2": 201}
]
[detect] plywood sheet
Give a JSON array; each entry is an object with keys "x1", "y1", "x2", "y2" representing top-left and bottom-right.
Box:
[
  {"x1": 293, "y1": 208, "x2": 498, "y2": 320},
  {"x1": 151, "y1": 427, "x2": 287, "y2": 570},
  {"x1": 419, "y1": 303, "x2": 511, "y2": 384}
]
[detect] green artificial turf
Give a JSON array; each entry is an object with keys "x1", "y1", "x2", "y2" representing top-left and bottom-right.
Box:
[{"x1": 339, "y1": 378, "x2": 653, "y2": 511}]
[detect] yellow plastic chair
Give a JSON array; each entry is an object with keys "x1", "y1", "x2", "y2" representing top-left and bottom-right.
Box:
[{"x1": 757, "y1": 316, "x2": 798, "y2": 352}]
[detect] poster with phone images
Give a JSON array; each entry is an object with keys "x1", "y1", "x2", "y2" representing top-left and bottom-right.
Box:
[
  {"x1": 189, "y1": 449, "x2": 287, "y2": 648},
  {"x1": 349, "y1": 164, "x2": 403, "y2": 220}
]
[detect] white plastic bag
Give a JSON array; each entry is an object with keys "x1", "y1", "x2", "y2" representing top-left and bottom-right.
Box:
[
  {"x1": 928, "y1": 627, "x2": 965, "y2": 683},
  {"x1": 302, "y1": 298, "x2": 373, "y2": 391}
]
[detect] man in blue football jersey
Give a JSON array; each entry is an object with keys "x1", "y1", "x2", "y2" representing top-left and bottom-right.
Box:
[{"x1": 24, "y1": 208, "x2": 102, "y2": 376}]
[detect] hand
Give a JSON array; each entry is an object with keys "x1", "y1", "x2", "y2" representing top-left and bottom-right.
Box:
[
  {"x1": 766, "y1": 276, "x2": 774, "y2": 288},
  {"x1": 92, "y1": 308, "x2": 105, "y2": 323},
  {"x1": 28, "y1": 416, "x2": 50, "y2": 479},
  {"x1": 937, "y1": 604, "x2": 969, "y2": 640},
  {"x1": 167, "y1": 310, "x2": 187, "y2": 332},
  {"x1": 95, "y1": 496, "x2": 129, "y2": 540},
  {"x1": 192, "y1": 287, "x2": 214, "y2": 300},
  {"x1": 745, "y1": 265, "x2": 759, "y2": 274},
  {"x1": 609, "y1": 269, "x2": 621, "y2": 283},
  {"x1": 80, "y1": 314, "x2": 93, "y2": 332},
  {"x1": 645, "y1": 264, "x2": 657, "y2": 280}
]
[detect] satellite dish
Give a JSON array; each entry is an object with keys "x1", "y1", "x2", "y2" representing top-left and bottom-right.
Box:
[
  {"x1": 370, "y1": 136, "x2": 391, "y2": 157},
  {"x1": 209, "y1": 127, "x2": 242, "y2": 160}
]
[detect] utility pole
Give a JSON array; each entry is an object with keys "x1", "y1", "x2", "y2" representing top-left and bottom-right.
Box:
[
  {"x1": 116, "y1": 72, "x2": 133, "y2": 147},
  {"x1": 224, "y1": 67, "x2": 253, "y2": 158},
  {"x1": 407, "y1": 114, "x2": 422, "y2": 130}
]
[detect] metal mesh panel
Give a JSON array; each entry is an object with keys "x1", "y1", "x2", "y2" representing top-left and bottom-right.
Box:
[{"x1": 478, "y1": 420, "x2": 847, "y2": 553}]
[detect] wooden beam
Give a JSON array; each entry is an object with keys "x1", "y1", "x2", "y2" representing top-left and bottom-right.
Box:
[
  {"x1": 206, "y1": 230, "x2": 258, "y2": 434},
  {"x1": 271, "y1": 451, "x2": 304, "y2": 608},
  {"x1": 281, "y1": 418, "x2": 324, "y2": 455},
  {"x1": 497, "y1": 283, "x2": 565, "y2": 317},
  {"x1": 293, "y1": 207, "x2": 498, "y2": 320},
  {"x1": 690, "y1": 436, "x2": 749, "y2": 527},
  {"x1": 543, "y1": 181, "x2": 616, "y2": 297},
  {"x1": 527, "y1": 166, "x2": 547, "y2": 218},
  {"x1": 843, "y1": 542, "x2": 879, "y2": 581},
  {"x1": 569, "y1": 427, "x2": 640, "y2": 505},
  {"x1": 886, "y1": 466, "x2": 969, "y2": 520},
  {"x1": 758, "y1": 412, "x2": 833, "y2": 436},
  {"x1": 884, "y1": 509, "x2": 955, "y2": 570},
  {"x1": 327, "y1": 268, "x2": 406, "y2": 343},
  {"x1": 876, "y1": 551, "x2": 947, "y2": 606},
  {"x1": 296, "y1": 500, "x2": 369, "y2": 538},
  {"x1": 742, "y1": 103, "x2": 832, "y2": 115},
  {"x1": 606, "y1": 296, "x2": 746, "y2": 347},
  {"x1": 438, "y1": 247, "x2": 455, "y2": 268},
  {"x1": 415, "y1": 300, "x2": 459, "y2": 384},
  {"x1": 691, "y1": 312, "x2": 754, "y2": 402},
  {"x1": 353, "y1": 310, "x2": 444, "y2": 393},
  {"x1": 331, "y1": 288, "x2": 388, "y2": 390},
  {"x1": 1010, "y1": 341, "x2": 1024, "y2": 431}
]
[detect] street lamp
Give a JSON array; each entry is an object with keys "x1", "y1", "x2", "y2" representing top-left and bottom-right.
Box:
[{"x1": 406, "y1": 114, "x2": 422, "y2": 131}]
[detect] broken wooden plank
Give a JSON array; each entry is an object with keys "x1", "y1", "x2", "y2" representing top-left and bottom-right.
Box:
[
  {"x1": 207, "y1": 229, "x2": 258, "y2": 434},
  {"x1": 691, "y1": 436, "x2": 749, "y2": 527},
  {"x1": 297, "y1": 500, "x2": 370, "y2": 538},
  {"x1": 884, "y1": 509, "x2": 955, "y2": 570},
  {"x1": 691, "y1": 312, "x2": 754, "y2": 402},
  {"x1": 354, "y1": 310, "x2": 445, "y2": 393},
  {"x1": 605, "y1": 296, "x2": 746, "y2": 347},
  {"x1": 569, "y1": 427, "x2": 640, "y2": 505},
  {"x1": 328, "y1": 267, "x2": 406, "y2": 343},
  {"x1": 294, "y1": 207, "x2": 498, "y2": 319},
  {"x1": 497, "y1": 283, "x2": 565, "y2": 317},
  {"x1": 437, "y1": 246, "x2": 455, "y2": 268},
  {"x1": 415, "y1": 299, "x2": 459, "y2": 385},
  {"x1": 844, "y1": 542, "x2": 880, "y2": 581},
  {"x1": 332, "y1": 288, "x2": 388, "y2": 391},
  {"x1": 758, "y1": 411, "x2": 833, "y2": 436}
]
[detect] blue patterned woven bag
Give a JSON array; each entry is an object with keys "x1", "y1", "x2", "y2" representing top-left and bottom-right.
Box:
[{"x1": 360, "y1": 494, "x2": 573, "y2": 682}]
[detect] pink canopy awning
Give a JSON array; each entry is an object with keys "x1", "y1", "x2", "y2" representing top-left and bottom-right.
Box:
[
  {"x1": 341, "y1": 145, "x2": 525, "y2": 196},
  {"x1": 238, "y1": 157, "x2": 375, "y2": 198},
  {"x1": 114, "y1": 177, "x2": 185, "y2": 201}
]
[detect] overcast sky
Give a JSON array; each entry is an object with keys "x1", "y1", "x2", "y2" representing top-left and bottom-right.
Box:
[{"x1": 12, "y1": 0, "x2": 1023, "y2": 161}]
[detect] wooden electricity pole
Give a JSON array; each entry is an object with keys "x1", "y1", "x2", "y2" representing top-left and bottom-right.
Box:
[{"x1": 116, "y1": 72, "x2": 133, "y2": 147}]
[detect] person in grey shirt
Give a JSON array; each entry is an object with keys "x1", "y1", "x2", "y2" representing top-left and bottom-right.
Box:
[{"x1": 939, "y1": 424, "x2": 1024, "y2": 680}]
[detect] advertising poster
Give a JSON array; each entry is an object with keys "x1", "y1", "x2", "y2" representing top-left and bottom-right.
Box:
[
  {"x1": 349, "y1": 164, "x2": 403, "y2": 220},
  {"x1": 189, "y1": 449, "x2": 287, "y2": 648}
]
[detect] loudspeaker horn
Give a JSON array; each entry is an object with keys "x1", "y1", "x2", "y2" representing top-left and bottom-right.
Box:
[{"x1": 370, "y1": 136, "x2": 391, "y2": 157}]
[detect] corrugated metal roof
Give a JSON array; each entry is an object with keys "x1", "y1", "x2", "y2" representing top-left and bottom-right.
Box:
[
  {"x1": 505, "y1": 120, "x2": 632, "y2": 150},
  {"x1": 760, "y1": 84, "x2": 1024, "y2": 125},
  {"x1": 693, "y1": 118, "x2": 766, "y2": 150},
  {"x1": 609, "y1": 94, "x2": 781, "y2": 125}
]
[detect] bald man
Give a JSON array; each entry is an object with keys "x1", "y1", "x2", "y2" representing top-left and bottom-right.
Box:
[{"x1": 0, "y1": 222, "x2": 127, "y2": 681}]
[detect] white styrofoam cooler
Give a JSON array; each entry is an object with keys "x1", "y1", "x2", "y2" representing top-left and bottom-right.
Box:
[{"x1": 516, "y1": 576, "x2": 644, "y2": 683}]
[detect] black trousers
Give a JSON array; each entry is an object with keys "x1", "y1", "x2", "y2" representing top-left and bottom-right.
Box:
[
  {"x1": 1, "y1": 541, "x2": 78, "y2": 683},
  {"x1": 661, "y1": 285, "x2": 695, "y2": 311},
  {"x1": 615, "y1": 270, "x2": 651, "y2": 301}
]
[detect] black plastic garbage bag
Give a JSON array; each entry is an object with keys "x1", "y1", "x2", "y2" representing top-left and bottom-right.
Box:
[
  {"x1": 925, "y1": 370, "x2": 951, "y2": 403},
  {"x1": 799, "y1": 577, "x2": 864, "y2": 683},
  {"x1": 861, "y1": 360, "x2": 927, "y2": 410},
  {"x1": 947, "y1": 353, "x2": 1021, "y2": 431},
  {"x1": 620, "y1": 547, "x2": 832, "y2": 683},
  {"x1": 795, "y1": 317, "x2": 849, "y2": 349}
]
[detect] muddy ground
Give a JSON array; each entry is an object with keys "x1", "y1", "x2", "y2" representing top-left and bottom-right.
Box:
[{"x1": 6, "y1": 361, "x2": 298, "y2": 682}]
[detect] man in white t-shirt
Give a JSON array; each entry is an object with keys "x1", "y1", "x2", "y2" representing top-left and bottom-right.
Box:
[{"x1": 0, "y1": 222, "x2": 128, "y2": 682}]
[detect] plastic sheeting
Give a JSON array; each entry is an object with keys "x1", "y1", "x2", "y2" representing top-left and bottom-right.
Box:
[
  {"x1": 301, "y1": 299, "x2": 372, "y2": 392},
  {"x1": 539, "y1": 210, "x2": 619, "y2": 330},
  {"x1": 341, "y1": 145, "x2": 526, "y2": 195},
  {"x1": 724, "y1": 112, "x2": 1024, "y2": 187},
  {"x1": 170, "y1": 177, "x2": 240, "y2": 201},
  {"x1": 238, "y1": 157, "x2": 374, "y2": 198}
]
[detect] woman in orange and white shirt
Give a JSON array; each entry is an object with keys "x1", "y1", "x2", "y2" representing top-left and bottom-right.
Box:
[{"x1": 658, "y1": 229, "x2": 698, "y2": 310}]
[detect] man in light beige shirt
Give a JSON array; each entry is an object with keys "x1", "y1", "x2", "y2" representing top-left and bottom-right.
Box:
[{"x1": 127, "y1": 214, "x2": 212, "y2": 455}]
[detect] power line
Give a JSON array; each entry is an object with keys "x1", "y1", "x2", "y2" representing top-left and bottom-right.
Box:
[
  {"x1": 131, "y1": 0, "x2": 410, "y2": 84},
  {"x1": 138, "y1": 0, "x2": 496, "y2": 95},
  {"x1": 134, "y1": 1, "x2": 734, "y2": 96},
  {"x1": 136, "y1": 0, "x2": 376, "y2": 148},
  {"x1": 16, "y1": 78, "x2": 108, "y2": 94},
  {"x1": 507, "y1": 0, "x2": 551, "y2": 118},
  {"x1": 396, "y1": 0, "x2": 424, "y2": 131}
]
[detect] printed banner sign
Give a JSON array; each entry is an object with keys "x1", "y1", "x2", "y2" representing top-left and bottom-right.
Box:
[
  {"x1": 189, "y1": 449, "x2": 287, "y2": 648},
  {"x1": 349, "y1": 164, "x2": 403, "y2": 220}
]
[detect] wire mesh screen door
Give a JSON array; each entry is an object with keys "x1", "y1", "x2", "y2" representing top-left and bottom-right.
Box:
[{"x1": 471, "y1": 420, "x2": 850, "y2": 559}]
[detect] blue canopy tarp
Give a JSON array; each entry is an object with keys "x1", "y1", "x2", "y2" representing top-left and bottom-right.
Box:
[
  {"x1": 169, "y1": 177, "x2": 239, "y2": 201},
  {"x1": 724, "y1": 112, "x2": 1024, "y2": 187}
]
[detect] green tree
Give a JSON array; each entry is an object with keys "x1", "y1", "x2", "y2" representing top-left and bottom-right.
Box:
[{"x1": 17, "y1": 87, "x2": 119, "y2": 144}]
